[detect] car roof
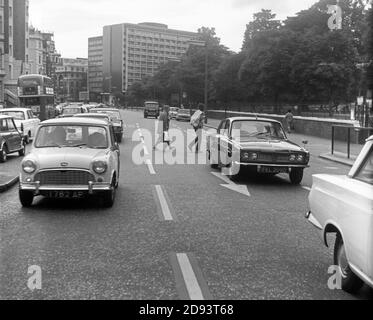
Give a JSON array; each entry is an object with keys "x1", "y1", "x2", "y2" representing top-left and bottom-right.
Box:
[
  {"x1": 74, "y1": 113, "x2": 109, "y2": 118},
  {"x1": 0, "y1": 115, "x2": 13, "y2": 120},
  {"x1": 0, "y1": 108, "x2": 31, "y2": 112},
  {"x1": 91, "y1": 108, "x2": 119, "y2": 112},
  {"x1": 226, "y1": 117, "x2": 282, "y2": 125},
  {"x1": 367, "y1": 135, "x2": 373, "y2": 142},
  {"x1": 40, "y1": 117, "x2": 109, "y2": 126}
]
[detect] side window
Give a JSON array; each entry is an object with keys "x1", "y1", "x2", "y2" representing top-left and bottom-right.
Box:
[
  {"x1": 109, "y1": 126, "x2": 116, "y2": 145},
  {"x1": 354, "y1": 147, "x2": 373, "y2": 185},
  {"x1": 6, "y1": 119, "x2": 16, "y2": 131},
  {"x1": 0, "y1": 119, "x2": 8, "y2": 132}
]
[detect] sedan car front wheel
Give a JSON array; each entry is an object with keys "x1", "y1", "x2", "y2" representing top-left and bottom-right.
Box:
[
  {"x1": 334, "y1": 234, "x2": 364, "y2": 294},
  {"x1": 0, "y1": 147, "x2": 7, "y2": 163},
  {"x1": 289, "y1": 168, "x2": 304, "y2": 185}
]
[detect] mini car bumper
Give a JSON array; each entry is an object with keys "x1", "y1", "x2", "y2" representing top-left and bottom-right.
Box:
[{"x1": 19, "y1": 181, "x2": 112, "y2": 195}]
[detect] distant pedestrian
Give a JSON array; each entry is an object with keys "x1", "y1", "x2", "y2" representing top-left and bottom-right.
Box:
[
  {"x1": 153, "y1": 105, "x2": 174, "y2": 151},
  {"x1": 285, "y1": 110, "x2": 294, "y2": 134},
  {"x1": 188, "y1": 103, "x2": 205, "y2": 153}
]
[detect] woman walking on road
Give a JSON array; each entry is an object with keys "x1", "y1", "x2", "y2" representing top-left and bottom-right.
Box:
[{"x1": 188, "y1": 103, "x2": 205, "y2": 153}]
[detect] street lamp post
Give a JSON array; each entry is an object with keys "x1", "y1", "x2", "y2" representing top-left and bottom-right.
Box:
[{"x1": 188, "y1": 40, "x2": 209, "y2": 124}]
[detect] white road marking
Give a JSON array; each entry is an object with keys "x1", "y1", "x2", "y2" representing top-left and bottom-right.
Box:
[
  {"x1": 155, "y1": 185, "x2": 173, "y2": 221},
  {"x1": 211, "y1": 172, "x2": 251, "y2": 197},
  {"x1": 302, "y1": 186, "x2": 312, "y2": 192},
  {"x1": 176, "y1": 253, "x2": 205, "y2": 300},
  {"x1": 136, "y1": 124, "x2": 155, "y2": 175}
]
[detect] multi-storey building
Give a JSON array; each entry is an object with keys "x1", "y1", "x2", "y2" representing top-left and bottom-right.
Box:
[
  {"x1": 96, "y1": 22, "x2": 198, "y2": 99},
  {"x1": 88, "y1": 36, "x2": 103, "y2": 102},
  {"x1": 0, "y1": 0, "x2": 7, "y2": 104},
  {"x1": 29, "y1": 26, "x2": 44, "y2": 74},
  {"x1": 2, "y1": 0, "x2": 30, "y2": 106},
  {"x1": 55, "y1": 57, "x2": 88, "y2": 102}
]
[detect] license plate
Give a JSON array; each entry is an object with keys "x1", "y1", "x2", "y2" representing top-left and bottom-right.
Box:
[
  {"x1": 258, "y1": 166, "x2": 288, "y2": 174},
  {"x1": 47, "y1": 191, "x2": 85, "y2": 199}
]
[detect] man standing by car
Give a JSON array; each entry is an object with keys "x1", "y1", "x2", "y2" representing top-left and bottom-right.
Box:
[
  {"x1": 153, "y1": 105, "x2": 174, "y2": 151},
  {"x1": 188, "y1": 103, "x2": 205, "y2": 153},
  {"x1": 285, "y1": 110, "x2": 294, "y2": 134}
]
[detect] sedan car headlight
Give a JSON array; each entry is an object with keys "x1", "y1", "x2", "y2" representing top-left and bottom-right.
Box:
[
  {"x1": 92, "y1": 160, "x2": 108, "y2": 174},
  {"x1": 289, "y1": 154, "x2": 297, "y2": 162},
  {"x1": 22, "y1": 160, "x2": 37, "y2": 174},
  {"x1": 297, "y1": 154, "x2": 304, "y2": 162}
]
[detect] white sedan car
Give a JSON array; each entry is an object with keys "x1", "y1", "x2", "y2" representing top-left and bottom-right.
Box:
[
  {"x1": 0, "y1": 108, "x2": 40, "y2": 144},
  {"x1": 306, "y1": 135, "x2": 373, "y2": 293}
]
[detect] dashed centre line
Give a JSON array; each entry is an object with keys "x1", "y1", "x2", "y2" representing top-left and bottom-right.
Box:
[
  {"x1": 170, "y1": 253, "x2": 212, "y2": 300},
  {"x1": 153, "y1": 185, "x2": 175, "y2": 221}
]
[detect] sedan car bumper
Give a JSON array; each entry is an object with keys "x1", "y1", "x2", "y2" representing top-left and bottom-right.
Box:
[
  {"x1": 235, "y1": 161, "x2": 310, "y2": 168},
  {"x1": 305, "y1": 210, "x2": 323, "y2": 230}
]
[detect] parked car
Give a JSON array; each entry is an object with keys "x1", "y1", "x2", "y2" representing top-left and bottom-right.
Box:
[
  {"x1": 0, "y1": 115, "x2": 26, "y2": 163},
  {"x1": 176, "y1": 109, "x2": 191, "y2": 122},
  {"x1": 89, "y1": 108, "x2": 124, "y2": 143},
  {"x1": 19, "y1": 117, "x2": 120, "y2": 208},
  {"x1": 207, "y1": 117, "x2": 310, "y2": 183},
  {"x1": 306, "y1": 135, "x2": 373, "y2": 293},
  {"x1": 0, "y1": 108, "x2": 40, "y2": 144},
  {"x1": 169, "y1": 107, "x2": 179, "y2": 119},
  {"x1": 60, "y1": 105, "x2": 88, "y2": 118}
]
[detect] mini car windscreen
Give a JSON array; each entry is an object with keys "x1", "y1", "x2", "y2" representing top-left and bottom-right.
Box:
[
  {"x1": 35, "y1": 125, "x2": 108, "y2": 149},
  {"x1": 355, "y1": 146, "x2": 373, "y2": 185},
  {"x1": 0, "y1": 111, "x2": 25, "y2": 120},
  {"x1": 178, "y1": 110, "x2": 190, "y2": 114},
  {"x1": 231, "y1": 121, "x2": 286, "y2": 141}
]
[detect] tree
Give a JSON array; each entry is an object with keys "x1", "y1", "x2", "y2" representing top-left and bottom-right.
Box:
[{"x1": 242, "y1": 9, "x2": 281, "y2": 50}]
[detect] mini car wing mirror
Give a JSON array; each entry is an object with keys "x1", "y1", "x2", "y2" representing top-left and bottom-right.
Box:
[{"x1": 302, "y1": 140, "x2": 309, "y2": 145}]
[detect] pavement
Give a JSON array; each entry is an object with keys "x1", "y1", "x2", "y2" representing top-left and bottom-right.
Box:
[{"x1": 1, "y1": 111, "x2": 372, "y2": 300}]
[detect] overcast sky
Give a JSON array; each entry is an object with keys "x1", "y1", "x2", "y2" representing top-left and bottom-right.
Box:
[{"x1": 29, "y1": 0, "x2": 317, "y2": 58}]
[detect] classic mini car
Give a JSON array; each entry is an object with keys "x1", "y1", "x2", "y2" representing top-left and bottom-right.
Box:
[
  {"x1": 89, "y1": 108, "x2": 124, "y2": 143},
  {"x1": 306, "y1": 136, "x2": 373, "y2": 293},
  {"x1": 19, "y1": 117, "x2": 120, "y2": 208},
  {"x1": 207, "y1": 117, "x2": 310, "y2": 183},
  {"x1": 0, "y1": 108, "x2": 40, "y2": 144},
  {"x1": 0, "y1": 115, "x2": 26, "y2": 163},
  {"x1": 176, "y1": 109, "x2": 191, "y2": 122}
]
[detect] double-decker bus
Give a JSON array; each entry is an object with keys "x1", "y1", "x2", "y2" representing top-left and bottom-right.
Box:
[{"x1": 17, "y1": 74, "x2": 56, "y2": 121}]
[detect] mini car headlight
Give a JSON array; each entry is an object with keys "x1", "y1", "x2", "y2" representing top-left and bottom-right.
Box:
[
  {"x1": 92, "y1": 160, "x2": 107, "y2": 174},
  {"x1": 289, "y1": 154, "x2": 296, "y2": 161},
  {"x1": 297, "y1": 154, "x2": 304, "y2": 162},
  {"x1": 22, "y1": 160, "x2": 37, "y2": 174}
]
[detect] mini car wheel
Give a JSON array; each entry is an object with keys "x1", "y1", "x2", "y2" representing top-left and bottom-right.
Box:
[
  {"x1": 0, "y1": 146, "x2": 8, "y2": 163},
  {"x1": 19, "y1": 190, "x2": 34, "y2": 207},
  {"x1": 289, "y1": 168, "x2": 303, "y2": 185},
  {"x1": 19, "y1": 142, "x2": 26, "y2": 157},
  {"x1": 334, "y1": 234, "x2": 364, "y2": 294},
  {"x1": 207, "y1": 150, "x2": 219, "y2": 169},
  {"x1": 102, "y1": 180, "x2": 116, "y2": 208}
]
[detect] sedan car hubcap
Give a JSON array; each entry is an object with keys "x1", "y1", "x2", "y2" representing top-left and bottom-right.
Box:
[{"x1": 337, "y1": 243, "x2": 349, "y2": 278}]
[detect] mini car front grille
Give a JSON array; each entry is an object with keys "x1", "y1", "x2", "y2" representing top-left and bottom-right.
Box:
[{"x1": 35, "y1": 170, "x2": 95, "y2": 185}]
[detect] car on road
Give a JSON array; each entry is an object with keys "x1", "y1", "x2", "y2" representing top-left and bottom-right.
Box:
[
  {"x1": 19, "y1": 117, "x2": 121, "y2": 208},
  {"x1": 207, "y1": 117, "x2": 310, "y2": 183},
  {"x1": 169, "y1": 107, "x2": 179, "y2": 119},
  {"x1": 306, "y1": 135, "x2": 373, "y2": 294},
  {"x1": 144, "y1": 101, "x2": 160, "y2": 119},
  {"x1": 176, "y1": 109, "x2": 191, "y2": 122},
  {"x1": 0, "y1": 108, "x2": 40, "y2": 144},
  {"x1": 89, "y1": 108, "x2": 124, "y2": 143},
  {"x1": 0, "y1": 115, "x2": 26, "y2": 163},
  {"x1": 60, "y1": 105, "x2": 88, "y2": 118}
]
